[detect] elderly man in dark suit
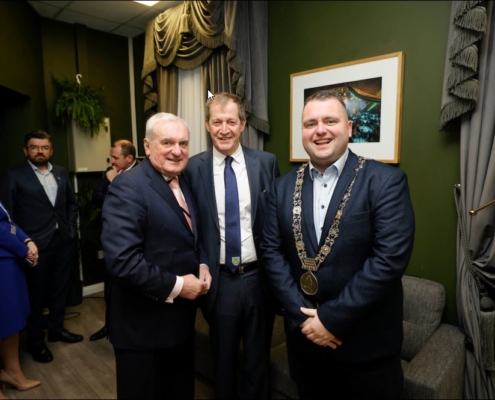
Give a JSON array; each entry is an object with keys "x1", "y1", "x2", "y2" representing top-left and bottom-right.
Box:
[
  {"x1": 101, "y1": 113, "x2": 211, "y2": 399},
  {"x1": 0, "y1": 130, "x2": 82, "y2": 364},
  {"x1": 183, "y1": 92, "x2": 280, "y2": 399},
  {"x1": 261, "y1": 90, "x2": 415, "y2": 399}
]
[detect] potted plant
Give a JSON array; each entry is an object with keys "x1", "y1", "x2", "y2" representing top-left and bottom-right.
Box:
[{"x1": 53, "y1": 75, "x2": 107, "y2": 137}]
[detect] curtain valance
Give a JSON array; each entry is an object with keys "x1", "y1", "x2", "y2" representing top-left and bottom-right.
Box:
[
  {"x1": 440, "y1": 0, "x2": 487, "y2": 130},
  {"x1": 141, "y1": 1, "x2": 269, "y2": 135}
]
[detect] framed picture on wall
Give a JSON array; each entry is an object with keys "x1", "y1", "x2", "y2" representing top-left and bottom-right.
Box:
[{"x1": 290, "y1": 51, "x2": 404, "y2": 163}]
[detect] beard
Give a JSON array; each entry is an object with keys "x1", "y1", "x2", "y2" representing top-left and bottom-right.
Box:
[{"x1": 28, "y1": 154, "x2": 50, "y2": 167}]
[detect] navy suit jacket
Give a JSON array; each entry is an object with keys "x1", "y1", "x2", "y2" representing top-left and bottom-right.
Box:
[
  {"x1": 183, "y1": 146, "x2": 280, "y2": 316},
  {"x1": 261, "y1": 150, "x2": 415, "y2": 364},
  {"x1": 101, "y1": 158, "x2": 208, "y2": 349},
  {"x1": 92, "y1": 160, "x2": 140, "y2": 209},
  {"x1": 0, "y1": 161, "x2": 78, "y2": 250}
]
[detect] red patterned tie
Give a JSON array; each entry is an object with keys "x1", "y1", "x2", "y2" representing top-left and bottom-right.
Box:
[{"x1": 169, "y1": 177, "x2": 193, "y2": 231}]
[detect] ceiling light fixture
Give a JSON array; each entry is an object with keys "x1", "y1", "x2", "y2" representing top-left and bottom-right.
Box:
[{"x1": 134, "y1": 1, "x2": 159, "y2": 6}]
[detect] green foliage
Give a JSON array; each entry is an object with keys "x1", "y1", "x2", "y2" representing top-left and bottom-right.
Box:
[
  {"x1": 53, "y1": 76, "x2": 107, "y2": 137},
  {"x1": 75, "y1": 184, "x2": 102, "y2": 232}
]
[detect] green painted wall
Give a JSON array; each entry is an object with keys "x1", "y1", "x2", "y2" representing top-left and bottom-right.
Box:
[
  {"x1": 40, "y1": 19, "x2": 132, "y2": 167},
  {"x1": 266, "y1": 1, "x2": 460, "y2": 324},
  {"x1": 0, "y1": 1, "x2": 46, "y2": 171},
  {"x1": 0, "y1": 2, "x2": 133, "y2": 170}
]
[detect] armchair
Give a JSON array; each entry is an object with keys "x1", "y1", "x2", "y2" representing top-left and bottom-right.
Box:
[{"x1": 401, "y1": 275, "x2": 465, "y2": 399}]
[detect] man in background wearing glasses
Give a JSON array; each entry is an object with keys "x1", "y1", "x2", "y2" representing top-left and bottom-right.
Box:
[{"x1": 0, "y1": 130, "x2": 83, "y2": 364}]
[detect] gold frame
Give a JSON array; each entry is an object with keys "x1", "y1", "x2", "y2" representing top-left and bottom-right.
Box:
[{"x1": 290, "y1": 51, "x2": 404, "y2": 164}]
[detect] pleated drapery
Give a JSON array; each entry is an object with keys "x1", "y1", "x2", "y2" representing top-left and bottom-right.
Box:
[
  {"x1": 440, "y1": 1, "x2": 495, "y2": 398},
  {"x1": 142, "y1": 1, "x2": 269, "y2": 149}
]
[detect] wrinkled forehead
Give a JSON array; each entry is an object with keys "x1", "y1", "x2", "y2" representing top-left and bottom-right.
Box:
[{"x1": 153, "y1": 120, "x2": 190, "y2": 140}]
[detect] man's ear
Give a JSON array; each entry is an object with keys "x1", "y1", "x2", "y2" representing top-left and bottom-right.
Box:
[{"x1": 143, "y1": 138, "x2": 151, "y2": 156}]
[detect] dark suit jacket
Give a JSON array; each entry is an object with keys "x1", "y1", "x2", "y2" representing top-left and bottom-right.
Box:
[
  {"x1": 0, "y1": 161, "x2": 78, "y2": 250},
  {"x1": 261, "y1": 149, "x2": 415, "y2": 364},
  {"x1": 183, "y1": 146, "x2": 280, "y2": 316},
  {"x1": 101, "y1": 158, "x2": 208, "y2": 350},
  {"x1": 92, "y1": 160, "x2": 140, "y2": 209}
]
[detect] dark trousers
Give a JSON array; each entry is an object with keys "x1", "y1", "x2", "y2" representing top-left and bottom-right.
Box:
[
  {"x1": 286, "y1": 329, "x2": 403, "y2": 400},
  {"x1": 209, "y1": 268, "x2": 274, "y2": 399},
  {"x1": 114, "y1": 332, "x2": 195, "y2": 400},
  {"x1": 26, "y1": 230, "x2": 74, "y2": 346}
]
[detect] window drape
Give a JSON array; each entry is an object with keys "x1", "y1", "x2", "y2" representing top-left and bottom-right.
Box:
[
  {"x1": 441, "y1": 1, "x2": 495, "y2": 398},
  {"x1": 142, "y1": 1, "x2": 269, "y2": 150}
]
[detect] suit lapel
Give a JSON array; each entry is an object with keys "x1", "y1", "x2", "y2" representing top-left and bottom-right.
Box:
[
  {"x1": 301, "y1": 165, "x2": 319, "y2": 254},
  {"x1": 319, "y1": 151, "x2": 359, "y2": 246},
  {"x1": 22, "y1": 162, "x2": 54, "y2": 208},
  {"x1": 179, "y1": 174, "x2": 198, "y2": 238},
  {"x1": 145, "y1": 159, "x2": 192, "y2": 234},
  {"x1": 51, "y1": 166, "x2": 65, "y2": 208},
  {"x1": 198, "y1": 151, "x2": 220, "y2": 231},
  {"x1": 243, "y1": 146, "x2": 260, "y2": 227}
]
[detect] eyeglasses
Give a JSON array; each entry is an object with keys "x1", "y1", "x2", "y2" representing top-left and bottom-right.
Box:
[{"x1": 26, "y1": 145, "x2": 51, "y2": 152}]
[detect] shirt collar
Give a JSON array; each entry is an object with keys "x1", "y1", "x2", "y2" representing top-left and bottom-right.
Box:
[
  {"x1": 213, "y1": 144, "x2": 243, "y2": 166},
  {"x1": 125, "y1": 160, "x2": 136, "y2": 172},
  {"x1": 309, "y1": 148, "x2": 349, "y2": 181},
  {"x1": 27, "y1": 159, "x2": 53, "y2": 173}
]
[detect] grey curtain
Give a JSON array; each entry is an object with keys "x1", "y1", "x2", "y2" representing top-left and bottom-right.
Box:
[
  {"x1": 441, "y1": 1, "x2": 495, "y2": 398},
  {"x1": 142, "y1": 1, "x2": 269, "y2": 149}
]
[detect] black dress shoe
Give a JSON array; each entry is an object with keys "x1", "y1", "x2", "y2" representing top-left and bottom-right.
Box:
[
  {"x1": 48, "y1": 328, "x2": 84, "y2": 343},
  {"x1": 90, "y1": 326, "x2": 107, "y2": 341},
  {"x1": 28, "y1": 344, "x2": 54, "y2": 363}
]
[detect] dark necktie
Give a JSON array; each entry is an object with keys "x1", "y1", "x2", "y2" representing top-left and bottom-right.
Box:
[{"x1": 224, "y1": 156, "x2": 241, "y2": 273}]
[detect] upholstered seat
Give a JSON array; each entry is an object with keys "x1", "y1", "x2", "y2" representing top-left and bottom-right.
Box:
[{"x1": 400, "y1": 275, "x2": 465, "y2": 399}]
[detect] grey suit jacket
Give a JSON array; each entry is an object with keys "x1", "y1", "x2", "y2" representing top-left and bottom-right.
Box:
[
  {"x1": 183, "y1": 145, "x2": 280, "y2": 316},
  {"x1": 0, "y1": 161, "x2": 78, "y2": 250}
]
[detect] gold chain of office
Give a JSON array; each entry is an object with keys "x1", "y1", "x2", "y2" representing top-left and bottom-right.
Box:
[{"x1": 292, "y1": 156, "x2": 367, "y2": 295}]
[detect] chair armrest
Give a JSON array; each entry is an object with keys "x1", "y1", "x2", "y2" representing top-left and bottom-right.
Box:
[{"x1": 402, "y1": 324, "x2": 465, "y2": 399}]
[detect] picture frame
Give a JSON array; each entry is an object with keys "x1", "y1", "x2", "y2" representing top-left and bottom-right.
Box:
[{"x1": 290, "y1": 51, "x2": 404, "y2": 163}]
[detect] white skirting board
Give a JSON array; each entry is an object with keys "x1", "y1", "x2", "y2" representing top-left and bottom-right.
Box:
[{"x1": 83, "y1": 282, "x2": 104, "y2": 296}]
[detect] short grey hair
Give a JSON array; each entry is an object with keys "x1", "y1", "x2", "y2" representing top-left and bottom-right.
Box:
[{"x1": 145, "y1": 113, "x2": 190, "y2": 140}]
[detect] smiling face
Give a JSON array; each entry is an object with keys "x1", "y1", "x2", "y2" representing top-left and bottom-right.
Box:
[
  {"x1": 144, "y1": 120, "x2": 189, "y2": 178},
  {"x1": 205, "y1": 99, "x2": 246, "y2": 156},
  {"x1": 301, "y1": 98, "x2": 352, "y2": 173}
]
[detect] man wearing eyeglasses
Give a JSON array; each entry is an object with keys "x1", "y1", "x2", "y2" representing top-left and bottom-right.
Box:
[{"x1": 0, "y1": 130, "x2": 82, "y2": 364}]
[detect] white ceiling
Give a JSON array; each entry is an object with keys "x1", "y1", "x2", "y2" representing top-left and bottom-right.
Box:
[{"x1": 28, "y1": 1, "x2": 183, "y2": 38}]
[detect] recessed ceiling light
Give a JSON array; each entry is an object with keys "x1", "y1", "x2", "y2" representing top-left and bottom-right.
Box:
[{"x1": 134, "y1": 1, "x2": 159, "y2": 6}]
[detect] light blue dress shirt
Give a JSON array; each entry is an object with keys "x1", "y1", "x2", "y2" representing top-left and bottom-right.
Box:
[{"x1": 309, "y1": 148, "x2": 349, "y2": 243}]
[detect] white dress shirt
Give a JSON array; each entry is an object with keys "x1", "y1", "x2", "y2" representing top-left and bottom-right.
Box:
[
  {"x1": 28, "y1": 160, "x2": 59, "y2": 229},
  {"x1": 213, "y1": 145, "x2": 257, "y2": 264}
]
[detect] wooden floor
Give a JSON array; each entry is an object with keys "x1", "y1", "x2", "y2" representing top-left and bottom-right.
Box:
[{"x1": 2, "y1": 293, "x2": 214, "y2": 399}]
